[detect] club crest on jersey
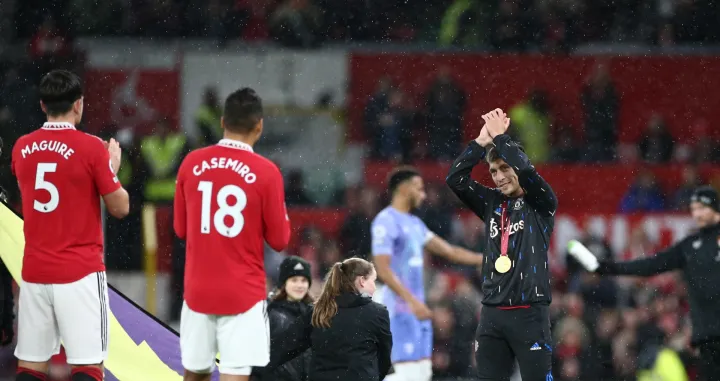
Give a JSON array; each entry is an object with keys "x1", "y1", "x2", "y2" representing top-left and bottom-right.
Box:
[
  {"x1": 513, "y1": 198, "x2": 524, "y2": 210},
  {"x1": 693, "y1": 239, "x2": 703, "y2": 250},
  {"x1": 489, "y1": 218, "x2": 525, "y2": 239}
]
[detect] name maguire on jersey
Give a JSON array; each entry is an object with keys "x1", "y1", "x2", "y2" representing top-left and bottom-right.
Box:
[{"x1": 12, "y1": 125, "x2": 120, "y2": 284}]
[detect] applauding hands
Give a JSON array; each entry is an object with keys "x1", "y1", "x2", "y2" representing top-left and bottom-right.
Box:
[{"x1": 475, "y1": 108, "x2": 511, "y2": 147}]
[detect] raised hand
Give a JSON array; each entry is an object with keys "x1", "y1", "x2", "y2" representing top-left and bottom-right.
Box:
[
  {"x1": 107, "y1": 138, "x2": 122, "y2": 174},
  {"x1": 482, "y1": 108, "x2": 510, "y2": 138}
]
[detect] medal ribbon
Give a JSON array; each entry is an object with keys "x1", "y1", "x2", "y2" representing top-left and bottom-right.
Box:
[{"x1": 500, "y1": 200, "x2": 510, "y2": 257}]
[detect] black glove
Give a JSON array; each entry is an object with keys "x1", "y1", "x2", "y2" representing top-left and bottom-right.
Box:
[{"x1": 596, "y1": 261, "x2": 617, "y2": 275}]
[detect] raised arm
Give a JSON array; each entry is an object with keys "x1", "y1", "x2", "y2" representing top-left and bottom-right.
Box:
[{"x1": 446, "y1": 140, "x2": 498, "y2": 221}]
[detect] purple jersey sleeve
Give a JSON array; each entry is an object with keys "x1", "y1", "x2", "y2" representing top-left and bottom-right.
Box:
[
  {"x1": 418, "y1": 218, "x2": 435, "y2": 245},
  {"x1": 371, "y1": 212, "x2": 398, "y2": 256}
]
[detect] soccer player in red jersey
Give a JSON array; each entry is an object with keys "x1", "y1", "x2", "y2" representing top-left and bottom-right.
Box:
[
  {"x1": 174, "y1": 88, "x2": 291, "y2": 381},
  {"x1": 11, "y1": 70, "x2": 130, "y2": 381}
]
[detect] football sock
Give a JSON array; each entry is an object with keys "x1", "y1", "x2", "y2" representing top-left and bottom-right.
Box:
[
  {"x1": 16, "y1": 367, "x2": 47, "y2": 381},
  {"x1": 71, "y1": 366, "x2": 103, "y2": 381}
]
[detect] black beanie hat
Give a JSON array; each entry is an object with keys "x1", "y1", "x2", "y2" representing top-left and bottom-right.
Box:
[
  {"x1": 278, "y1": 256, "x2": 312, "y2": 287},
  {"x1": 690, "y1": 185, "x2": 720, "y2": 212}
]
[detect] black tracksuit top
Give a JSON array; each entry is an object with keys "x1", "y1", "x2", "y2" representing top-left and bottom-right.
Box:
[{"x1": 446, "y1": 135, "x2": 559, "y2": 307}]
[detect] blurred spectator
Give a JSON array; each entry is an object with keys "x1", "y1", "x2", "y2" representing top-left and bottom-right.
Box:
[
  {"x1": 269, "y1": 0, "x2": 322, "y2": 48},
  {"x1": 285, "y1": 170, "x2": 314, "y2": 206},
  {"x1": 581, "y1": 62, "x2": 619, "y2": 163},
  {"x1": 339, "y1": 186, "x2": 378, "y2": 261},
  {"x1": 69, "y1": 0, "x2": 125, "y2": 36},
  {"x1": 490, "y1": 0, "x2": 537, "y2": 51},
  {"x1": 619, "y1": 170, "x2": 666, "y2": 212},
  {"x1": 365, "y1": 77, "x2": 392, "y2": 159},
  {"x1": 424, "y1": 68, "x2": 466, "y2": 160},
  {"x1": 316, "y1": 239, "x2": 341, "y2": 279},
  {"x1": 438, "y1": 0, "x2": 487, "y2": 47},
  {"x1": 195, "y1": 87, "x2": 223, "y2": 147},
  {"x1": 296, "y1": 225, "x2": 324, "y2": 277},
  {"x1": 232, "y1": 0, "x2": 273, "y2": 42},
  {"x1": 672, "y1": 166, "x2": 702, "y2": 211},
  {"x1": 508, "y1": 89, "x2": 552, "y2": 163},
  {"x1": 417, "y1": 184, "x2": 453, "y2": 241},
  {"x1": 638, "y1": 114, "x2": 675, "y2": 164},
  {"x1": 550, "y1": 127, "x2": 581, "y2": 162},
  {"x1": 430, "y1": 276, "x2": 479, "y2": 378},
  {"x1": 28, "y1": 14, "x2": 70, "y2": 60},
  {"x1": 674, "y1": 118, "x2": 720, "y2": 164},
  {"x1": 368, "y1": 87, "x2": 413, "y2": 162}
]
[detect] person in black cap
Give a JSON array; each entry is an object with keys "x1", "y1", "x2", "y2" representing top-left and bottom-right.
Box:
[
  {"x1": 577, "y1": 185, "x2": 720, "y2": 381},
  {"x1": 253, "y1": 256, "x2": 314, "y2": 381}
]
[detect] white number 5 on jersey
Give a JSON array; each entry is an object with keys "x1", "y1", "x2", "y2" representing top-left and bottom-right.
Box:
[
  {"x1": 34, "y1": 162, "x2": 59, "y2": 213},
  {"x1": 197, "y1": 180, "x2": 248, "y2": 238}
]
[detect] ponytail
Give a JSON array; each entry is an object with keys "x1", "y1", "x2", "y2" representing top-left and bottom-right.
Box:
[{"x1": 312, "y1": 258, "x2": 375, "y2": 328}]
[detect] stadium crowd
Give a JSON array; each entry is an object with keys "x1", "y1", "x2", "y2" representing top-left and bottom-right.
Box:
[{"x1": 2, "y1": 0, "x2": 719, "y2": 50}]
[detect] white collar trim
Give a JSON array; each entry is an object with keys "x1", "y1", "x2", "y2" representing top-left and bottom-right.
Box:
[
  {"x1": 218, "y1": 139, "x2": 254, "y2": 152},
  {"x1": 42, "y1": 122, "x2": 76, "y2": 130}
]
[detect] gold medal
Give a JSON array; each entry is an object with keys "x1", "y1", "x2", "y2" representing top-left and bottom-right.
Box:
[{"x1": 495, "y1": 256, "x2": 511, "y2": 274}]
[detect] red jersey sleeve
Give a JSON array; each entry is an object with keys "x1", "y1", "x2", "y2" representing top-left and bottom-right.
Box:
[
  {"x1": 173, "y1": 161, "x2": 187, "y2": 239},
  {"x1": 91, "y1": 141, "x2": 122, "y2": 196},
  {"x1": 263, "y1": 165, "x2": 290, "y2": 252}
]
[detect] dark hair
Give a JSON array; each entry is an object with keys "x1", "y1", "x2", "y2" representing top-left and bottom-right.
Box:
[
  {"x1": 271, "y1": 286, "x2": 315, "y2": 305},
  {"x1": 387, "y1": 166, "x2": 421, "y2": 196},
  {"x1": 486, "y1": 143, "x2": 526, "y2": 163},
  {"x1": 311, "y1": 258, "x2": 374, "y2": 328},
  {"x1": 39, "y1": 70, "x2": 83, "y2": 117},
  {"x1": 223, "y1": 88, "x2": 263, "y2": 133}
]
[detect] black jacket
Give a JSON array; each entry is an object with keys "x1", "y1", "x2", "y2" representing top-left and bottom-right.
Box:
[
  {"x1": 600, "y1": 222, "x2": 720, "y2": 345},
  {"x1": 446, "y1": 136, "x2": 558, "y2": 307},
  {"x1": 254, "y1": 298, "x2": 313, "y2": 381},
  {"x1": 267, "y1": 292, "x2": 392, "y2": 381}
]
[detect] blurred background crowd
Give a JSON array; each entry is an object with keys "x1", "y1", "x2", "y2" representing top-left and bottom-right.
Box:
[
  {"x1": 2, "y1": 0, "x2": 720, "y2": 380},
  {"x1": 2, "y1": 0, "x2": 720, "y2": 50}
]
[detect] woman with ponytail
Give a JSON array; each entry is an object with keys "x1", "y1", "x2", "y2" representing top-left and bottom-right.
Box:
[{"x1": 266, "y1": 257, "x2": 392, "y2": 381}]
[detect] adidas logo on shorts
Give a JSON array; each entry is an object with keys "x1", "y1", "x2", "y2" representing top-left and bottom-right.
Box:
[{"x1": 530, "y1": 342, "x2": 541, "y2": 351}]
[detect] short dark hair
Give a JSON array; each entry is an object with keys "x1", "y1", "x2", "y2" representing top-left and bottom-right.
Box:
[
  {"x1": 39, "y1": 70, "x2": 83, "y2": 117},
  {"x1": 486, "y1": 143, "x2": 526, "y2": 163},
  {"x1": 223, "y1": 88, "x2": 263, "y2": 133},
  {"x1": 387, "y1": 166, "x2": 421, "y2": 195}
]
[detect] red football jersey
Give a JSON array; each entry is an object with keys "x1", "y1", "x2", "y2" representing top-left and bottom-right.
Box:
[
  {"x1": 11, "y1": 122, "x2": 121, "y2": 284},
  {"x1": 174, "y1": 139, "x2": 291, "y2": 315}
]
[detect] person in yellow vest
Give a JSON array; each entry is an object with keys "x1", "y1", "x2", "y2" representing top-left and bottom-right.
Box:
[
  {"x1": 139, "y1": 117, "x2": 190, "y2": 205},
  {"x1": 139, "y1": 117, "x2": 190, "y2": 323},
  {"x1": 636, "y1": 327, "x2": 689, "y2": 381},
  {"x1": 195, "y1": 87, "x2": 222, "y2": 147},
  {"x1": 508, "y1": 90, "x2": 552, "y2": 163}
]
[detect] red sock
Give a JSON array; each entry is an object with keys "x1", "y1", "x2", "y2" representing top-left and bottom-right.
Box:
[
  {"x1": 71, "y1": 366, "x2": 103, "y2": 381},
  {"x1": 16, "y1": 367, "x2": 47, "y2": 380}
]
